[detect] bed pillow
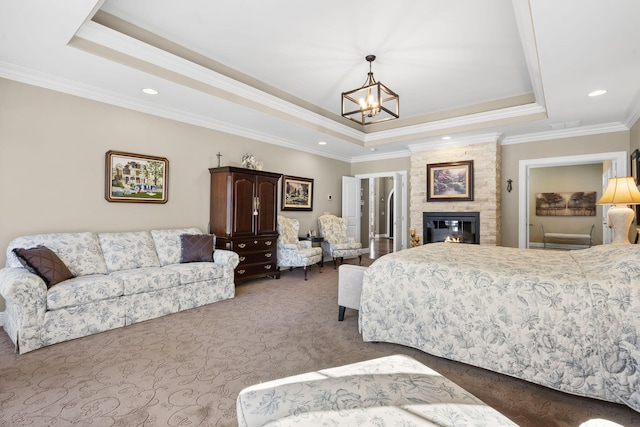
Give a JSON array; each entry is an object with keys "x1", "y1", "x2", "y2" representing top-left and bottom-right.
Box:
[
  {"x1": 180, "y1": 234, "x2": 216, "y2": 263},
  {"x1": 13, "y1": 245, "x2": 74, "y2": 288}
]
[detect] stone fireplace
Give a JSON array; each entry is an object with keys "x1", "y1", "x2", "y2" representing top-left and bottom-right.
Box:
[
  {"x1": 423, "y1": 212, "x2": 480, "y2": 244},
  {"x1": 410, "y1": 140, "x2": 500, "y2": 245}
]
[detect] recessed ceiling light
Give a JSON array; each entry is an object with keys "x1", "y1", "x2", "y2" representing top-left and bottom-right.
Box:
[
  {"x1": 588, "y1": 89, "x2": 607, "y2": 97},
  {"x1": 318, "y1": 141, "x2": 327, "y2": 145},
  {"x1": 142, "y1": 88, "x2": 158, "y2": 95},
  {"x1": 442, "y1": 136, "x2": 451, "y2": 140},
  {"x1": 370, "y1": 148, "x2": 377, "y2": 152}
]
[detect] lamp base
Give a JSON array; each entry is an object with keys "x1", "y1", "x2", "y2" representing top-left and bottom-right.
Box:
[{"x1": 607, "y1": 205, "x2": 635, "y2": 244}]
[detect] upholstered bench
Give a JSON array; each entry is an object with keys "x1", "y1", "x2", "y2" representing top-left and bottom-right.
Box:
[
  {"x1": 236, "y1": 354, "x2": 518, "y2": 426},
  {"x1": 338, "y1": 264, "x2": 367, "y2": 321}
]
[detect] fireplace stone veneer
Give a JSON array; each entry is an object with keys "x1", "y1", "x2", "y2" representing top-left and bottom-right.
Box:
[{"x1": 423, "y1": 212, "x2": 480, "y2": 244}]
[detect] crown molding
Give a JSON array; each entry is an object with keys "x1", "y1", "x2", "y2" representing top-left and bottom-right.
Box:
[
  {"x1": 350, "y1": 149, "x2": 412, "y2": 163},
  {"x1": 501, "y1": 122, "x2": 629, "y2": 145},
  {"x1": 364, "y1": 103, "x2": 545, "y2": 144},
  {"x1": 74, "y1": 20, "x2": 366, "y2": 143},
  {"x1": 408, "y1": 133, "x2": 502, "y2": 153}
]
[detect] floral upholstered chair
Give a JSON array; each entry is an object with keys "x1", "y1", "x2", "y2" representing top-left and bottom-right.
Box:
[
  {"x1": 276, "y1": 215, "x2": 322, "y2": 280},
  {"x1": 317, "y1": 214, "x2": 362, "y2": 269}
]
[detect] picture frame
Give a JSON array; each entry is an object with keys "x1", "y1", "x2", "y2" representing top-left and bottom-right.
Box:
[
  {"x1": 105, "y1": 150, "x2": 168, "y2": 203},
  {"x1": 427, "y1": 160, "x2": 474, "y2": 202},
  {"x1": 631, "y1": 149, "x2": 640, "y2": 224},
  {"x1": 282, "y1": 175, "x2": 313, "y2": 211}
]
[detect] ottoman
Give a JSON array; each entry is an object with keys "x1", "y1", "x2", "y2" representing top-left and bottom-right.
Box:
[{"x1": 236, "y1": 354, "x2": 518, "y2": 426}]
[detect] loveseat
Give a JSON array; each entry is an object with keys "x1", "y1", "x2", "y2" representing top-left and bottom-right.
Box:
[{"x1": 0, "y1": 228, "x2": 239, "y2": 354}]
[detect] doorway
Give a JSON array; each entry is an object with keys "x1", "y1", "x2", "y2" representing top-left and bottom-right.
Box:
[
  {"x1": 518, "y1": 151, "x2": 627, "y2": 248},
  {"x1": 343, "y1": 171, "x2": 408, "y2": 256}
]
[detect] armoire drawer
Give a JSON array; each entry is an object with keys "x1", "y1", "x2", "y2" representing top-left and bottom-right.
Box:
[{"x1": 233, "y1": 237, "x2": 276, "y2": 252}]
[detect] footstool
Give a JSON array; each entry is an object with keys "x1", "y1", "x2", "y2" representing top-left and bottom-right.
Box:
[{"x1": 236, "y1": 354, "x2": 518, "y2": 426}]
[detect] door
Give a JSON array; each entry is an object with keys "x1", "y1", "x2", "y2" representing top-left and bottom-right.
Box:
[
  {"x1": 392, "y1": 172, "x2": 406, "y2": 251},
  {"x1": 342, "y1": 176, "x2": 360, "y2": 242}
]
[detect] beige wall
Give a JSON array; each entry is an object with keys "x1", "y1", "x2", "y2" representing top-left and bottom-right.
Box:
[
  {"x1": 529, "y1": 164, "x2": 603, "y2": 245},
  {"x1": 500, "y1": 132, "x2": 630, "y2": 247},
  {"x1": 0, "y1": 79, "x2": 350, "y2": 310}
]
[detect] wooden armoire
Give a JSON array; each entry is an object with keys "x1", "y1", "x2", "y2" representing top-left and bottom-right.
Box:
[{"x1": 209, "y1": 166, "x2": 282, "y2": 283}]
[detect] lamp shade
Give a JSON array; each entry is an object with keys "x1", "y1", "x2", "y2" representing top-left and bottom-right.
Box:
[{"x1": 596, "y1": 177, "x2": 640, "y2": 205}]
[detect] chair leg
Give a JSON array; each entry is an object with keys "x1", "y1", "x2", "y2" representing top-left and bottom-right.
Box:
[
  {"x1": 333, "y1": 257, "x2": 338, "y2": 269},
  {"x1": 303, "y1": 266, "x2": 308, "y2": 280},
  {"x1": 338, "y1": 305, "x2": 346, "y2": 321},
  {"x1": 358, "y1": 255, "x2": 362, "y2": 265}
]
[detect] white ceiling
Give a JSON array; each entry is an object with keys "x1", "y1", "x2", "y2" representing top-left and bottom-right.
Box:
[{"x1": 2, "y1": 0, "x2": 640, "y2": 162}]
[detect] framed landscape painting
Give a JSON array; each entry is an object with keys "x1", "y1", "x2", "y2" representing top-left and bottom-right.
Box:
[
  {"x1": 427, "y1": 160, "x2": 474, "y2": 202},
  {"x1": 105, "y1": 150, "x2": 168, "y2": 203},
  {"x1": 282, "y1": 175, "x2": 313, "y2": 211}
]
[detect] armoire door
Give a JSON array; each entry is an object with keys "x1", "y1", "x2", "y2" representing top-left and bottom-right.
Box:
[
  {"x1": 255, "y1": 175, "x2": 278, "y2": 235},
  {"x1": 232, "y1": 172, "x2": 257, "y2": 237}
]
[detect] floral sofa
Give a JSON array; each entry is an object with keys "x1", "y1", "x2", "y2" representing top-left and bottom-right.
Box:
[{"x1": 0, "y1": 228, "x2": 239, "y2": 354}]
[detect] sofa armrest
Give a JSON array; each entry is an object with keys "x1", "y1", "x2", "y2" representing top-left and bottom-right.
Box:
[
  {"x1": 0, "y1": 267, "x2": 47, "y2": 308},
  {"x1": 213, "y1": 249, "x2": 240, "y2": 280}
]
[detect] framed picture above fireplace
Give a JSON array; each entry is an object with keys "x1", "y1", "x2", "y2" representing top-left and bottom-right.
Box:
[{"x1": 427, "y1": 160, "x2": 474, "y2": 202}]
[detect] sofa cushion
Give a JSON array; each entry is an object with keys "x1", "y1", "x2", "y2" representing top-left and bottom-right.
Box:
[
  {"x1": 13, "y1": 246, "x2": 74, "y2": 288},
  {"x1": 150, "y1": 228, "x2": 203, "y2": 266},
  {"x1": 47, "y1": 274, "x2": 124, "y2": 310},
  {"x1": 98, "y1": 231, "x2": 160, "y2": 273},
  {"x1": 109, "y1": 267, "x2": 180, "y2": 295},
  {"x1": 181, "y1": 234, "x2": 216, "y2": 263},
  {"x1": 163, "y1": 262, "x2": 224, "y2": 285},
  {"x1": 5, "y1": 232, "x2": 108, "y2": 275}
]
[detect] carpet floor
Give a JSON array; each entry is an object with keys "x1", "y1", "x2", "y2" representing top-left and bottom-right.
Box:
[{"x1": 1, "y1": 258, "x2": 639, "y2": 426}]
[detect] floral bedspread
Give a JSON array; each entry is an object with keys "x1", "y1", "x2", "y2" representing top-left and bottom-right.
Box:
[{"x1": 359, "y1": 243, "x2": 640, "y2": 412}]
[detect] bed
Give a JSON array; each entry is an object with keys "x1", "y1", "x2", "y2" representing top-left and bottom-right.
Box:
[{"x1": 359, "y1": 243, "x2": 640, "y2": 412}]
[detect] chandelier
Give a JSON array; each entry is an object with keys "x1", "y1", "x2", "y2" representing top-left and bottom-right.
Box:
[{"x1": 341, "y1": 55, "x2": 399, "y2": 125}]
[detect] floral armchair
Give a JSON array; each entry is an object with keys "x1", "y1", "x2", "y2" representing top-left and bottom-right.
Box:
[
  {"x1": 317, "y1": 214, "x2": 362, "y2": 269},
  {"x1": 276, "y1": 215, "x2": 322, "y2": 280}
]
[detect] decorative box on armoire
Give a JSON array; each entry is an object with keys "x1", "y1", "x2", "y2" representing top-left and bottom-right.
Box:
[{"x1": 209, "y1": 166, "x2": 282, "y2": 283}]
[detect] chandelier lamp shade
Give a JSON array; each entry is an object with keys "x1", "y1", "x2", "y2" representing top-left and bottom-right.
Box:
[
  {"x1": 341, "y1": 55, "x2": 399, "y2": 125},
  {"x1": 596, "y1": 176, "x2": 640, "y2": 244}
]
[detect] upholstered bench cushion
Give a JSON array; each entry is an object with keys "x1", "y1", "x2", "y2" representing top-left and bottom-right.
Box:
[{"x1": 237, "y1": 354, "x2": 517, "y2": 426}]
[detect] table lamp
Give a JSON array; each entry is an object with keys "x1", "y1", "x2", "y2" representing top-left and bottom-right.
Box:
[{"x1": 596, "y1": 176, "x2": 640, "y2": 244}]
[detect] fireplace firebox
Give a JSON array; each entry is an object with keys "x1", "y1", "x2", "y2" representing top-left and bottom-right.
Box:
[{"x1": 423, "y1": 212, "x2": 480, "y2": 244}]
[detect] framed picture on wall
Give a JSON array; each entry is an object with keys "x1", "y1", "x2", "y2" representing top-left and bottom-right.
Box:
[
  {"x1": 281, "y1": 175, "x2": 313, "y2": 211},
  {"x1": 105, "y1": 150, "x2": 168, "y2": 203},
  {"x1": 426, "y1": 160, "x2": 474, "y2": 202}
]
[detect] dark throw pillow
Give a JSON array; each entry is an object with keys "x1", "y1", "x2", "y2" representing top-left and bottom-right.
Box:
[
  {"x1": 180, "y1": 234, "x2": 216, "y2": 263},
  {"x1": 13, "y1": 245, "x2": 74, "y2": 288}
]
